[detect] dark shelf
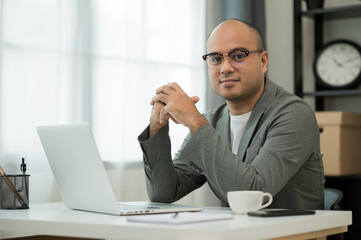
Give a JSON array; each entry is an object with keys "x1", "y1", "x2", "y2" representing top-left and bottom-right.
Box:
[
  {"x1": 303, "y1": 89, "x2": 361, "y2": 97},
  {"x1": 294, "y1": 2, "x2": 361, "y2": 238},
  {"x1": 301, "y1": 4, "x2": 361, "y2": 20}
]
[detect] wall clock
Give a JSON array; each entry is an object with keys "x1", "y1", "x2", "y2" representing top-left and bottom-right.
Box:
[{"x1": 313, "y1": 40, "x2": 361, "y2": 90}]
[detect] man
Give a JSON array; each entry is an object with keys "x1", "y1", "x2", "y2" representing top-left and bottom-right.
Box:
[{"x1": 138, "y1": 19, "x2": 324, "y2": 210}]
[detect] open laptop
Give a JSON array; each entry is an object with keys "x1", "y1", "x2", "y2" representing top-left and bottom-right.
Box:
[{"x1": 37, "y1": 123, "x2": 203, "y2": 216}]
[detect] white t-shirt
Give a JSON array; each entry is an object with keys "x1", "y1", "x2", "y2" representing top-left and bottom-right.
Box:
[{"x1": 230, "y1": 111, "x2": 252, "y2": 154}]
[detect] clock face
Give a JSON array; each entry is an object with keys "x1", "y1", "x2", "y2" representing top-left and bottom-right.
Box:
[{"x1": 315, "y1": 41, "x2": 361, "y2": 89}]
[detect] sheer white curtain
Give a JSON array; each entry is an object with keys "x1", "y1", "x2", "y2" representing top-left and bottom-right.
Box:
[
  {"x1": 0, "y1": 0, "x2": 206, "y2": 203},
  {"x1": 91, "y1": 0, "x2": 206, "y2": 161}
]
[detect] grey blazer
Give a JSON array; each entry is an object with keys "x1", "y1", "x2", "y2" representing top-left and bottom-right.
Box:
[{"x1": 138, "y1": 79, "x2": 325, "y2": 210}]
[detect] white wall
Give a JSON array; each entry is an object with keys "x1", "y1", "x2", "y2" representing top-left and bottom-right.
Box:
[{"x1": 265, "y1": 0, "x2": 294, "y2": 93}]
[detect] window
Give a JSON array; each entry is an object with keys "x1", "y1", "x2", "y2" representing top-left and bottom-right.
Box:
[{"x1": 0, "y1": 0, "x2": 206, "y2": 164}]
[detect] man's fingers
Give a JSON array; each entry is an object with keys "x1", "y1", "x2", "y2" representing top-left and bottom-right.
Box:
[
  {"x1": 152, "y1": 101, "x2": 165, "y2": 114},
  {"x1": 166, "y1": 82, "x2": 180, "y2": 90},
  {"x1": 151, "y1": 102, "x2": 164, "y2": 123},
  {"x1": 190, "y1": 96, "x2": 200, "y2": 103},
  {"x1": 150, "y1": 93, "x2": 168, "y2": 105},
  {"x1": 159, "y1": 106, "x2": 171, "y2": 124},
  {"x1": 160, "y1": 107, "x2": 179, "y2": 124},
  {"x1": 156, "y1": 84, "x2": 177, "y2": 95},
  {"x1": 151, "y1": 93, "x2": 199, "y2": 107}
]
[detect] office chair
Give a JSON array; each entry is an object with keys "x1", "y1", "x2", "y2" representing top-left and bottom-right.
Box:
[
  {"x1": 324, "y1": 188, "x2": 344, "y2": 240},
  {"x1": 324, "y1": 188, "x2": 343, "y2": 210}
]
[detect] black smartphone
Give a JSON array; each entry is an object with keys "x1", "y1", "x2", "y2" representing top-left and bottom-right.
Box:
[{"x1": 247, "y1": 209, "x2": 316, "y2": 217}]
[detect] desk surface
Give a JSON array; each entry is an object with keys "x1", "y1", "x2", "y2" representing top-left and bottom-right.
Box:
[{"x1": 0, "y1": 202, "x2": 352, "y2": 240}]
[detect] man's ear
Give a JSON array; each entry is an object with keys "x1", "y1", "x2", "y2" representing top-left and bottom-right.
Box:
[{"x1": 261, "y1": 51, "x2": 269, "y2": 74}]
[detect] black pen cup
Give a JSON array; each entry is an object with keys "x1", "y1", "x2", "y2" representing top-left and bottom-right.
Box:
[{"x1": 0, "y1": 174, "x2": 30, "y2": 209}]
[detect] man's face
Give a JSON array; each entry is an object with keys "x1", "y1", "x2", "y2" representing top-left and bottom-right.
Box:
[{"x1": 206, "y1": 21, "x2": 268, "y2": 104}]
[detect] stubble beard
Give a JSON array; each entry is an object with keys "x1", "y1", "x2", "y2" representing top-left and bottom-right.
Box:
[{"x1": 222, "y1": 79, "x2": 263, "y2": 104}]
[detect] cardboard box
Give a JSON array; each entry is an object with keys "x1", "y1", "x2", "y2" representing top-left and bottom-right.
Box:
[{"x1": 316, "y1": 111, "x2": 361, "y2": 176}]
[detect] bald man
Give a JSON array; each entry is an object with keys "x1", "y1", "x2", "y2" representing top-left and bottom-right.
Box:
[{"x1": 138, "y1": 19, "x2": 324, "y2": 210}]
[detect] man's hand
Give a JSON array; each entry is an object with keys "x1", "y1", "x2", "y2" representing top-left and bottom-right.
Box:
[
  {"x1": 149, "y1": 101, "x2": 172, "y2": 138},
  {"x1": 149, "y1": 83, "x2": 208, "y2": 137}
]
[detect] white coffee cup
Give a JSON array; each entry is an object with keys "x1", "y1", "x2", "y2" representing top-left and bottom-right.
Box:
[{"x1": 227, "y1": 191, "x2": 273, "y2": 214}]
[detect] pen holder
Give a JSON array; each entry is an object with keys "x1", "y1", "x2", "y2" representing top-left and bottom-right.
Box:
[{"x1": 0, "y1": 174, "x2": 30, "y2": 209}]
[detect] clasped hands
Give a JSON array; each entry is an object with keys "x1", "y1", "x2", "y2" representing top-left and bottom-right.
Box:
[{"x1": 149, "y1": 82, "x2": 208, "y2": 136}]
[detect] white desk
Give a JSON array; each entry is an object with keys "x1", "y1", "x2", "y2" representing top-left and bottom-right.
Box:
[{"x1": 0, "y1": 202, "x2": 352, "y2": 240}]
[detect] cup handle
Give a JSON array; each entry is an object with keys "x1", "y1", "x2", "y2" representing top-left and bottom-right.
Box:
[{"x1": 261, "y1": 192, "x2": 273, "y2": 209}]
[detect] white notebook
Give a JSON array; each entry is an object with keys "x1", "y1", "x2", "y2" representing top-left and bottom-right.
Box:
[{"x1": 127, "y1": 212, "x2": 234, "y2": 224}]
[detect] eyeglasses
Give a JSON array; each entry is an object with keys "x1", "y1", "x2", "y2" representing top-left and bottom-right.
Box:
[{"x1": 202, "y1": 49, "x2": 263, "y2": 69}]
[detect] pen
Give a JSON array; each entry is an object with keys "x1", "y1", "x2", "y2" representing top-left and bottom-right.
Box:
[
  {"x1": 20, "y1": 158, "x2": 27, "y2": 175},
  {"x1": 20, "y1": 158, "x2": 29, "y2": 201}
]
